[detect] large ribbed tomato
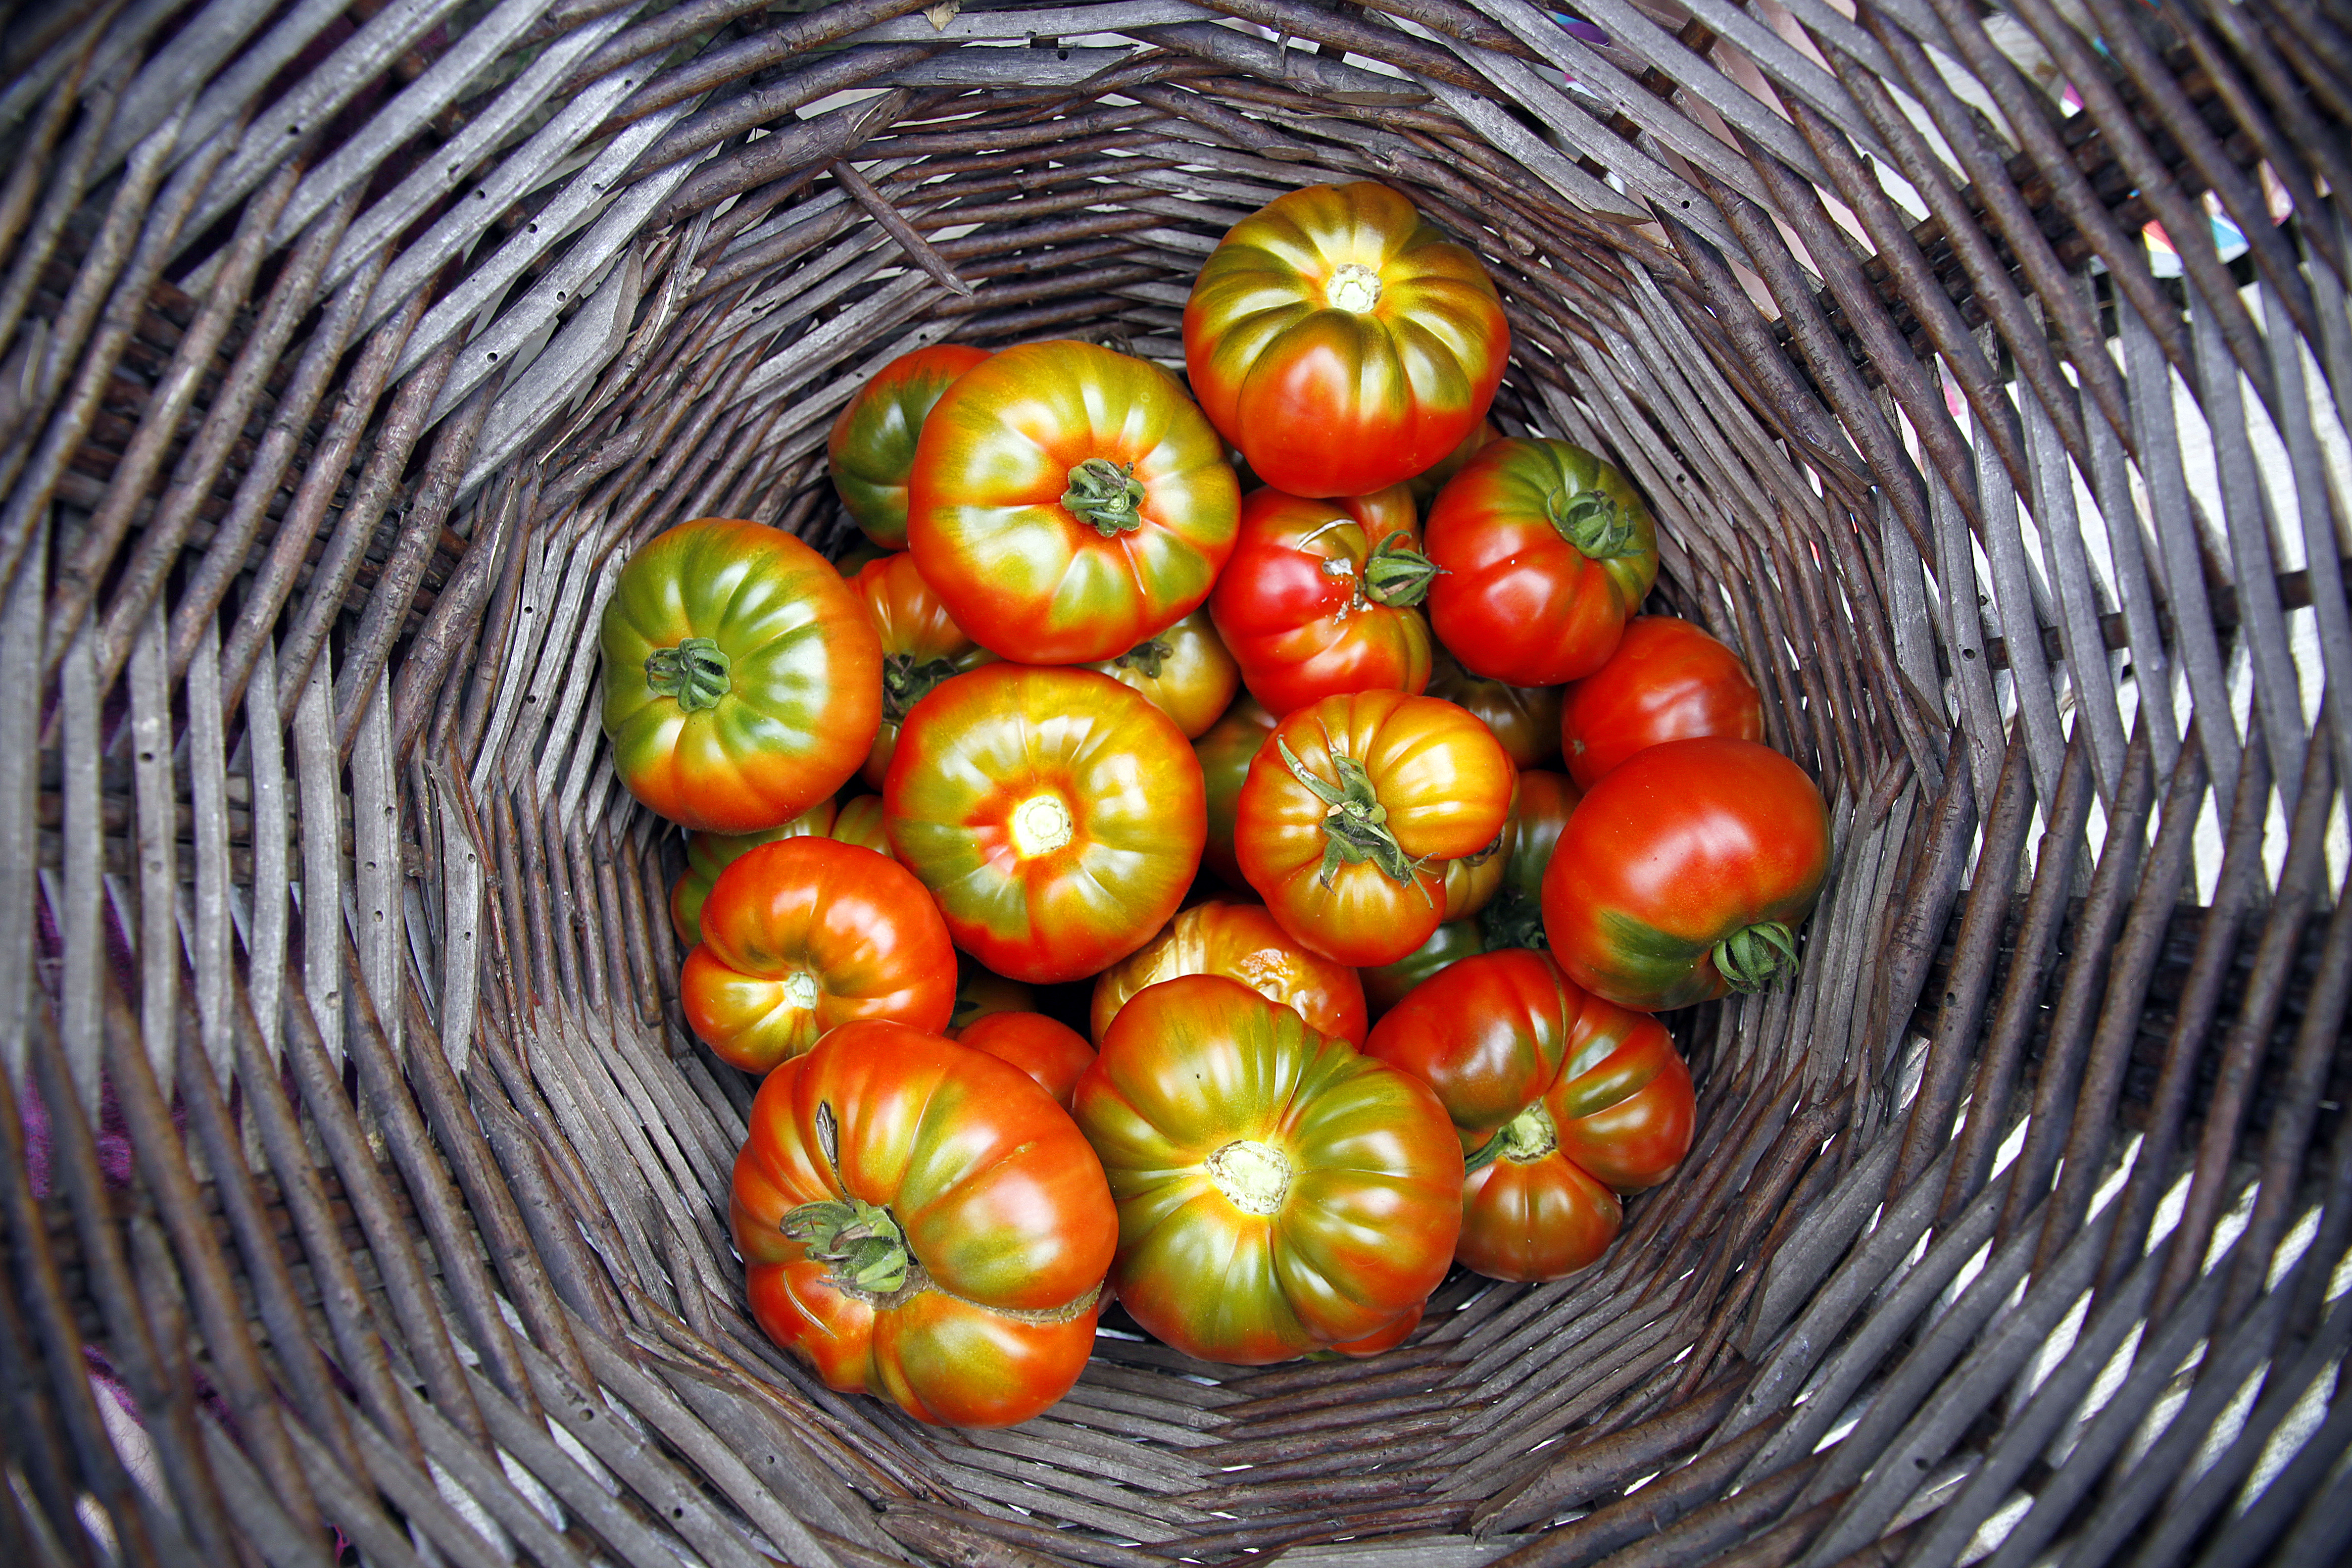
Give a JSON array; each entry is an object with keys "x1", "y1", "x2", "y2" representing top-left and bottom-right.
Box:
[
  {"x1": 1424, "y1": 440, "x2": 1659, "y2": 687},
  {"x1": 682, "y1": 838, "x2": 956, "y2": 1074},
  {"x1": 1233, "y1": 691, "x2": 1515, "y2": 968},
  {"x1": 1560, "y1": 616, "x2": 1764, "y2": 789},
  {"x1": 1184, "y1": 182, "x2": 1508, "y2": 498},
  {"x1": 1084, "y1": 609, "x2": 1240, "y2": 738},
  {"x1": 1195, "y1": 695, "x2": 1277, "y2": 889},
  {"x1": 1089, "y1": 899, "x2": 1367, "y2": 1047},
  {"x1": 1208, "y1": 485, "x2": 1436, "y2": 715},
  {"x1": 851, "y1": 551, "x2": 993, "y2": 789},
  {"x1": 669, "y1": 797, "x2": 837, "y2": 948},
  {"x1": 731, "y1": 1023, "x2": 1114, "y2": 1426},
  {"x1": 1072, "y1": 975, "x2": 1463, "y2": 1364},
  {"x1": 601, "y1": 519, "x2": 880, "y2": 833},
  {"x1": 1543, "y1": 738, "x2": 1829, "y2": 1011},
  {"x1": 829, "y1": 344, "x2": 992, "y2": 548},
  {"x1": 1366, "y1": 950, "x2": 1693, "y2": 1281},
  {"x1": 907, "y1": 341, "x2": 1238, "y2": 665},
  {"x1": 884, "y1": 665, "x2": 1204, "y2": 983}
]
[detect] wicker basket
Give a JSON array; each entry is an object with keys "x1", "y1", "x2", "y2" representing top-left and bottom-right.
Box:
[{"x1": 4, "y1": 0, "x2": 2348, "y2": 1564}]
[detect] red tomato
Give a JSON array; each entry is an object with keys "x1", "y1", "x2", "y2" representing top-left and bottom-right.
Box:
[
  {"x1": 850, "y1": 551, "x2": 994, "y2": 789},
  {"x1": 1208, "y1": 485, "x2": 1434, "y2": 715},
  {"x1": 1088, "y1": 899, "x2": 1368, "y2": 1047},
  {"x1": 730, "y1": 1023, "x2": 1114, "y2": 1425},
  {"x1": 1542, "y1": 738, "x2": 1828, "y2": 1011},
  {"x1": 829, "y1": 345, "x2": 992, "y2": 548},
  {"x1": 682, "y1": 838, "x2": 956, "y2": 1074},
  {"x1": 1407, "y1": 418, "x2": 1498, "y2": 510},
  {"x1": 669, "y1": 797, "x2": 838, "y2": 948},
  {"x1": 1423, "y1": 440, "x2": 1658, "y2": 686},
  {"x1": 1560, "y1": 616, "x2": 1764, "y2": 789},
  {"x1": 952, "y1": 955, "x2": 1034, "y2": 1029},
  {"x1": 955, "y1": 1012, "x2": 1096, "y2": 1108},
  {"x1": 1194, "y1": 695, "x2": 1277, "y2": 889}
]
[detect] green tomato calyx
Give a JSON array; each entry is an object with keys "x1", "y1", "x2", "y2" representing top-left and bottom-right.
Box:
[
  {"x1": 883, "y1": 652, "x2": 962, "y2": 723},
  {"x1": 1278, "y1": 736, "x2": 1435, "y2": 899},
  {"x1": 1361, "y1": 530, "x2": 1443, "y2": 607},
  {"x1": 1062, "y1": 458, "x2": 1148, "y2": 536},
  {"x1": 1011, "y1": 792, "x2": 1076, "y2": 857},
  {"x1": 1326, "y1": 263, "x2": 1382, "y2": 314},
  {"x1": 783, "y1": 1104, "x2": 913, "y2": 1294},
  {"x1": 1114, "y1": 637, "x2": 1173, "y2": 679},
  {"x1": 1546, "y1": 488, "x2": 1641, "y2": 561},
  {"x1": 1478, "y1": 885, "x2": 1548, "y2": 952},
  {"x1": 1714, "y1": 921, "x2": 1800, "y2": 993},
  {"x1": 1465, "y1": 1100, "x2": 1558, "y2": 1175},
  {"x1": 645, "y1": 637, "x2": 733, "y2": 712},
  {"x1": 1207, "y1": 1139, "x2": 1292, "y2": 1215}
]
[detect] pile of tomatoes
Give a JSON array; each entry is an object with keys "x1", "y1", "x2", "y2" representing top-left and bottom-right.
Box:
[{"x1": 598, "y1": 182, "x2": 1830, "y2": 1428}]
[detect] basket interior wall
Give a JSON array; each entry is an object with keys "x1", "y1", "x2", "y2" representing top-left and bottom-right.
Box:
[{"x1": 3, "y1": 1, "x2": 2350, "y2": 1567}]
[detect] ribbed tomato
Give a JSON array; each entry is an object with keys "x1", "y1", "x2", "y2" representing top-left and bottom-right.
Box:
[
  {"x1": 1089, "y1": 899, "x2": 1367, "y2": 1047},
  {"x1": 1477, "y1": 769, "x2": 1579, "y2": 952},
  {"x1": 850, "y1": 551, "x2": 993, "y2": 789},
  {"x1": 1084, "y1": 609, "x2": 1241, "y2": 738},
  {"x1": 829, "y1": 344, "x2": 992, "y2": 548},
  {"x1": 1560, "y1": 616, "x2": 1764, "y2": 789},
  {"x1": 955, "y1": 1012, "x2": 1096, "y2": 1109},
  {"x1": 669, "y1": 797, "x2": 838, "y2": 948},
  {"x1": 1427, "y1": 648, "x2": 1562, "y2": 770}
]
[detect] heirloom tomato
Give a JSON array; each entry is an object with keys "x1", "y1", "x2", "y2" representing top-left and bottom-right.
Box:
[
  {"x1": 1427, "y1": 648, "x2": 1562, "y2": 770},
  {"x1": 1438, "y1": 777, "x2": 1516, "y2": 923},
  {"x1": 907, "y1": 340, "x2": 1239, "y2": 665},
  {"x1": 832, "y1": 794, "x2": 894, "y2": 860},
  {"x1": 1542, "y1": 738, "x2": 1828, "y2": 1011},
  {"x1": 1194, "y1": 695, "x2": 1278, "y2": 889},
  {"x1": 955, "y1": 1012, "x2": 1096, "y2": 1108},
  {"x1": 682, "y1": 838, "x2": 956, "y2": 1074},
  {"x1": 670, "y1": 797, "x2": 837, "y2": 947},
  {"x1": 1089, "y1": 899, "x2": 1367, "y2": 1047},
  {"x1": 1233, "y1": 691, "x2": 1515, "y2": 968},
  {"x1": 1361, "y1": 920, "x2": 1486, "y2": 1016},
  {"x1": 1184, "y1": 182, "x2": 1508, "y2": 498},
  {"x1": 1085, "y1": 609, "x2": 1240, "y2": 738},
  {"x1": 884, "y1": 665, "x2": 1204, "y2": 984},
  {"x1": 1423, "y1": 440, "x2": 1658, "y2": 687},
  {"x1": 952, "y1": 955, "x2": 1033, "y2": 1028},
  {"x1": 828, "y1": 344, "x2": 991, "y2": 548},
  {"x1": 1208, "y1": 484, "x2": 1435, "y2": 715},
  {"x1": 1072, "y1": 975, "x2": 1463, "y2": 1364},
  {"x1": 1366, "y1": 950, "x2": 1693, "y2": 1280},
  {"x1": 731, "y1": 1023, "x2": 1115, "y2": 1426},
  {"x1": 601, "y1": 519, "x2": 880, "y2": 833},
  {"x1": 851, "y1": 551, "x2": 994, "y2": 788},
  {"x1": 1560, "y1": 616, "x2": 1764, "y2": 789},
  {"x1": 1478, "y1": 769, "x2": 1579, "y2": 951}
]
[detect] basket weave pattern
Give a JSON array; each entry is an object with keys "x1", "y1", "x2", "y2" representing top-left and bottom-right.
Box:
[{"x1": 2, "y1": 1, "x2": 2348, "y2": 1565}]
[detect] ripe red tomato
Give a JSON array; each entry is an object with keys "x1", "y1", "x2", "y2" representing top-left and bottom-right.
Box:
[
  {"x1": 1084, "y1": 609, "x2": 1240, "y2": 738},
  {"x1": 731, "y1": 1023, "x2": 1114, "y2": 1425},
  {"x1": 850, "y1": 551, "x2": 993, "y2": 789},
  {"x1": 1560, "y1": 616, "x2": 1764, "y2": 789},
  {"x1": 1407, "y1": 417, "x2": 1498, "y2": 510},
  {"x1": 1233, "y1": 690, "x2": 1515, "y2": 967},
  {"x1": 955, "y1": 1012, "x2": 1096, "y2": 1109},
  {"x1": 669, "y1": 797, "x2": 838, "y2": 948},
  {"x1": 1542, "y1": 738, "x2": 1828, "y2": 1011},
  {"x1": 681, "y1": 838, "x2": 956, "y2": 1074},
  {"x1": 1185, "y1": 183, "x2": 1508, "y2": 498},
  {"x1": 1208, "y1": 485, "x2": 1434, "y2": 715},
  {"x1": 908, "y1": 341, "x2": 1239, "y2": 665},
  {"x1": 829, "y1": 344, "x2": 992, "y2": 548},
  {"x1": 1427, "y1": 648, "x2": 1562, "y2": 770},
  {"x1": 1194, "y1": 695, "x2": 1277, "y2": 889},
  {"x1": 1072, "y1": 975, "x2": 1463, "y2": 1363},
  {"x1": 884, "y1": 664, "x2": 1205, "y2": 983},
  {"x1": 1423, "y1": 440, "x2": 1658, "y2": 687},
  {"x1": 1088, "y1": 899, "x2": 1368, "y2": 1047}
]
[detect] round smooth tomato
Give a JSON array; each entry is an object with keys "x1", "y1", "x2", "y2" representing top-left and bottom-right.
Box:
[
  {"x1": 601, "y1": 519, "x2": 881, "y2": 833},
  {"x1": 1195, "y1": 695, "x2": 1277, "y2": 889},
  {"x1": 955, "y1": 1012, "x2": 1096, "y2": 1108},
  {"x1": 1365, "y1": 950, "x2": 1693, "y2": 1280},
  {"x1": 1184, "y1": 182, "x2": 1508, "y2": 498},
  {"x1": 1233, "y1": 690, "x2": 1515, "y2": 968},
  {"x1": 1542, "y1": 738, "x2": 1828, "y2": 1011},
  {"x1": 671, "y1": 798, "x2": 836, "y2": 948},
  {"x1": 731, "y1": 1023, "x2": 1115, "y2": 1425},
  {"x1": 1478, "y1": 769, "x2": 1579, "y2": 951},
  {"x1": 851, "y1": 551, "x2": 994, "y2": 789},
  {"x1": 1361, "y1": 919, "x2": 1486, "y2": 1016},
  {"x1": 1427, "y1": 648, "x2": 1562, "y2": 770},
  {"x1": 1560, "y1": 616, "x2": 1764, "y2": 789},
  {"x1": 1085, "y1": 609, "x2": 1240, "y2": 738},
  {"x1": 884, "y1": 664, "x2": 1205, "y2": 984},
  {"x1": 829, "y1": 344, "x2": 991, "y2": 548},
  {"x1": 682, "y1": 838, "x2": 956, "y2": 1074},
  {"x1": 1423, "y1": 440, "x2": 1659, "y2": 687},
  {"x1": 1072, "y1": 975, "x2": 1463, "y2": 1363},
  {"x1": 1088, "y1": 899, "x2": 1367, "y2": 1047},
  {"x1": 908, "y1": 341, "x2": 1239, "y2": 665},
  {"x1": 1209, "y1": 485, "x2": 1435, "y2": 715}
]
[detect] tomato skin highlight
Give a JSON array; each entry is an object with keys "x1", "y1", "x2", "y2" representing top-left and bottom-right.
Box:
[
  {"x1": 1089, "y1": 899, "x2": 1368, "y2": 1047},
  {"x1": 1561, "y1": 616, "x2": 1764, "y2": 789},
  {"x1": 670, "y1": 797, "x2": 838, "y2": 948},
  {"x1": 829, "y1": 344, "x2": 992, "y2": 548},
  {"x1": 956, "y1": 1012, "x2": 1097, "y2": 1109},
  {"x1": 1541, "y1": 737, "x2": 1829, "y2": 1011},
  {"x1": 1427, "y1": 648, "x2": 1562, "y2": 770},
  {"x1": 1185, "y1": 183, "x2": 1509, "y2": 498}
]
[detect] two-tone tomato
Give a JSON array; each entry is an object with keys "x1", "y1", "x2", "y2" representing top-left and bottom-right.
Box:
[
  {"x1": 1194, "y1": 695, "x2": 1277, "y2": 889},
  {"x1": 850, "y1": 551, "x2": 993, "y2": 788},
  {"x1": 1427, "y1": 648, "x2": 1562, "y2": 771},
  {"x1": 1085, "y1": 609, "x2": 1240, "y2": 738},
  {"x1": 829, "y1": 345, "x2": 992, "y2": 548},
  {"x1": 1089, "y1": 900, "x2": 1367, "y2": 1047}
]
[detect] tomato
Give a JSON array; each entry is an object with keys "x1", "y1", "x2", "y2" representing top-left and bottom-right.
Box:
[
  {"x1": 601, "y1": 519, "x2": 881, "y2": 833},
  {"x1": 1426, "y1": 648, "x2": 1562, "y2": 770},
  {"x1": 1439, "y1": 776, "x2": 1516, "y2": 922},
  {"x1": 1542, "y1": 738, "x2": 1828, "y2": 1011},
  {"x1": 1329, "y1": 1304, "x2": 1420, "y2": 1357},
  {"x1": 832, "y1": 794, "x2": 894, "y2": 860},
  {"x1": 1089, "y1": 899, "x2": 1367, "y2": 1047},
  {"x1": 884, "y1": 664, "x2": 1205, "y2": 983},
  {"x1": 1423, "y1": 440, "x2": 1658, "y2": 687},
  {"x1": 1208, "y1": 485, "x2": 1435, "y2": 715},
  {"x1": 1478, "y1": 770, "x2": 1579, "y2": 951},
  {"x1": 907, "y1": 341, "x2": 1239, "y2": 665},
  {"x1": 1560, "y1": 616, "x2": 1764, "y2": 789},
  {"x1": 682, "y1": 838, "x2": 957, "y2": 1074},
  {"x1": 955, "y1": 1012, "x2": 1096, "y2": 1108},
  {"x1": 1365, "y1": 949, "x2": 1693, "y2": 1280},
  {"x1": 1233, "y1": 690, "x2": 1515, "y2": 968},
  {"x1": 1407, "y1": 418, "x2": 1498, "y2": 510},
  {"x1": 1194, "y1": 695, "x2": 1277, "y2": 889},
  {"x1": 828, "y1": 344, "x2": 992, "y2": 548},
  {"x1": 731, "y1": 1022, "x2": 1115, "y2": 1425},
  {"x1": 1184, "y1": 182, "x2": 1508, "y2": 498},
  {"x1": 670, "y1": 798, "x2": 837, "y2": 947},
  {"x1": 848, "y1": 552, "x2": 994, "y2": 789},
  {"x1": 1071, "y1": 975, "x2": 1463, "y2": 1363},
  {"x1": 1360, "y1": 919, "x2": 1485, "y2": 1016},
  {"x1": 1085, "y1": 609, "x2": 1240, "y2": 739}
]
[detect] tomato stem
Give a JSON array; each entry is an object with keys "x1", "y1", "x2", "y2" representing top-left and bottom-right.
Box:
[
  {"x1": 1206, "y1": 1139, "x2": 1292, "y2": 1215},
  {"x1": 882, "y1": 651, "x2": 961, "y2": 723},
  {"x1": 1325, "y1": 263, "x2": 1382, "y2": 313},
  {"x1": 1464, "y1": 1100, "x2": 1557, "y2": 1174},
  {"x1": 1713, "y1": 921, "x2": 1800, "y2": 992},
  {"x1": 1360, "y1": 530, "x2": 1442, "y2": 607},
  {"x1": 1114, "y1": 637, "x2": 1173, "y2": 679},
  {"x1": 1276, "y1": 736, "x2": 1436, "y2": 898},
  {"x1": 644, "y1": 637, "x2": 733, "y2": 711},
  {"x1": 1544, "y1": 487, "x2": 1641, "y2": 561},
  {"x1": 782, "y1": 1103, "x2": 914, "y2": 1293},
  {"x1": 1062, "y1": 458, "x2": 1148, "y2": 535}
]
